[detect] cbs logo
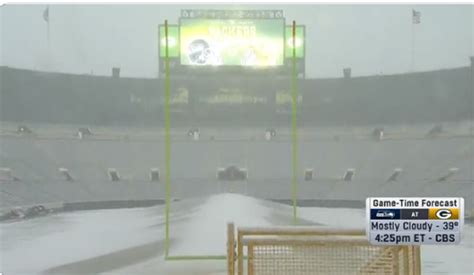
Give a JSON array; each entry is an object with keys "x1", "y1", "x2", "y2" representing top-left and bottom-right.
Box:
[{"x1": 435, "y1": 209, "x2": 452, "y2": 220}]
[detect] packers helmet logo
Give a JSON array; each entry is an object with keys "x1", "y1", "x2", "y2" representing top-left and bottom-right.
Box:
[{"x1": 436, "y1": 209, "x2": 452, "y2": 220}]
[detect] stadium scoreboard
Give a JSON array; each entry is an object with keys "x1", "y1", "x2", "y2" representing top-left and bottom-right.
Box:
[
  {"x1": 366, "y1": 197, "x2": 464, "y2": 245},
  {"x1": 179, "y1": 18, "x2": 285, "y2": 66},
  {"x1": 158, "y1": 9, "x2": 305, "y2": 76}
]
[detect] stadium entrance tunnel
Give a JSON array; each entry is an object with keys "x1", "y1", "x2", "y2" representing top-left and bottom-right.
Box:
[
  {"x1": 437, "y1": 167, "x2": 459, "y2": 182},
  {"x1": 304, "y1": 168, "x2": 313, "y2": 181},
  {"x1": 58, "y1": 168, "x2": 74, "y2": 182},
  {"x1": 372, "y1": 127, "x2": 384, "y2": 141},
  {"x1": 0, "y1": 167, "x2": 20, "y2": 182},
  {"x1": 0, "y1": 167, "x2": 13, "y2": 181},
  {"x1": 77, "y1": 127, "x2": 93, "y2": 139},
  {"x1": 342, "y1": 168, "x2": 356, "y2": 181},
  {"x1": 150, "y1": 168, "x2": 160, "y2": 182},
  {"x1": 217, "y1": 166, "x2": 248, "y2": 181},
  {"x1": 264, "y1": 128, "x2": 277, "y2": 140},
  {"x1": 187, "y1": 128, "x2": 200, "y2": 140},
  {"x1": 17, "y1": 125, "x2": 33, "y2": 135},
  {"x1": 108, "y1": 168, "x2": 121, "y2": 182},
  {"x1": 387, "y1": 168, "x2": 403, "y2": 182},
  {"x1": 427, "y1": 124, "x2": 443, "y2": 138}
]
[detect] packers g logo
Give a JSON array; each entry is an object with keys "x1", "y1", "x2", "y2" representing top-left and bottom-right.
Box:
[{"x1": 436, "y1": 209, "x2": 452, "y2": 219}]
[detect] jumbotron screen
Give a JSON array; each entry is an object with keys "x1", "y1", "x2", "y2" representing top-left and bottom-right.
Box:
[
  {"x1": 285, "y1": 26, "x2": 304, "y2": 58},
  {"x1": 179, "y1": 18, "x2": 284, "y2": 66},
  {"x1": 159, "y1": 25, "x2": 179, "y2": 57}
]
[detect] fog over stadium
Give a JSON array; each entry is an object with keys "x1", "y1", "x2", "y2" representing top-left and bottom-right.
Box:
[
  {"x1": 0, "y1": 3, "x2": 473, "y2": 275},
  {"x1": 1, "y1": 4, "x2": 473, "y2": 77}
]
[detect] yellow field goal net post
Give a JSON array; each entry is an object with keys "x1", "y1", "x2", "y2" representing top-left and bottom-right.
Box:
[{"x1": 227, "y1": 223, "x2": 421, "y2": 275}]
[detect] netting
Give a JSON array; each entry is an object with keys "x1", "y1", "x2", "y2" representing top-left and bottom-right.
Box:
[{"x1": 239, "y1": 236, "x2": 417, "y2": 275}]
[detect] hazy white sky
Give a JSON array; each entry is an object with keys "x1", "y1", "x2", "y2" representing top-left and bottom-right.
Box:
[{"x1": 0, "y1": 4, "x2": 472, "y2": 78}]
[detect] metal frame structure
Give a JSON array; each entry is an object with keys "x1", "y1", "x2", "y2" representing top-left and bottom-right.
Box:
[
  {"x1": 161, "y1": 20, "x2": 301, "y2": 261},
  {"x1": 227, "y1": 223, "x2": 421, "y2": 275}
]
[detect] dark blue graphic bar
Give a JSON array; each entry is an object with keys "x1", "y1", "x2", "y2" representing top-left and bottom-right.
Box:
[{"x1": 370, "y1": 209, "x2": 401, "y2": 220}]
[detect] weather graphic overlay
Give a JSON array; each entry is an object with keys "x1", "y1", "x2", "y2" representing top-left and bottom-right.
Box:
[
  {"x1": 180, "y1": 18, "x2": 284, "y2": 66},
  {"x1": 366, "y1": 198, "x2": 464, "y2": 245}
]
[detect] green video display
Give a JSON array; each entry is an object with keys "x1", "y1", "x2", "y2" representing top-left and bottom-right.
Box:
[
  {"x1": 180, "y1": 18, "x2": 284, "y2": 66},
  {"x1": 159, "y1": 25, "x2": 179, "y2": 57},
  {"x1": 285, "y1": 26, "x2": 304, "y2": 58}
]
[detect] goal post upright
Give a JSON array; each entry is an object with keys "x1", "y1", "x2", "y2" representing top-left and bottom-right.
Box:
[
  {"x1": 291, "y1": 20, "x2": 299, "y2": 225},
  {"x1": 164, "y1": 19, "x2": 171, "y2": 259},
  {"x1": 159, "y1": 14, "x2": 304, "y2": 262}
]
